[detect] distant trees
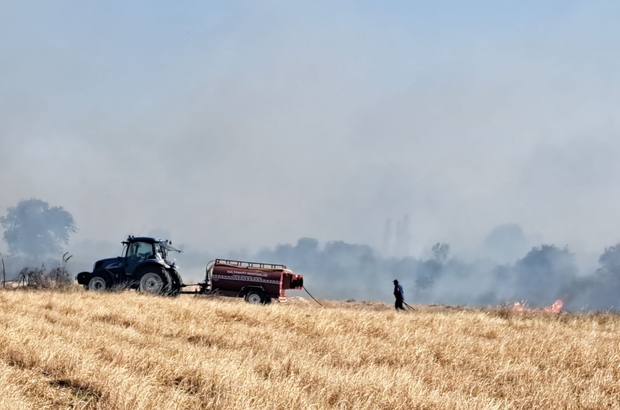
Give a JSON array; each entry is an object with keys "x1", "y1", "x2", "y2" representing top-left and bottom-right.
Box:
[
  {"x1": 513, "y1": 245, "x2": 577, "y2": 306},
  {"x1": 590, "y1": 243, "x2": 620, "y2": 303},
  {"x1": 432, "y1": 243, "x2": 450, "y2": 263},
  {"x1": 412, "y1": 243, "x2": 449, "y2": 291},
  {"x1": 414, "y1": 259, "x2": 441, "y2": 290},
  {"x1": 515, "y1": 245, "x2": 576, "y2": 278},
  {"x1": 0, "y1": 198, "x2": 77, "y2": 257},
  {"x1": 597, "y1": 244, "x2": 620, "y2": 278}
]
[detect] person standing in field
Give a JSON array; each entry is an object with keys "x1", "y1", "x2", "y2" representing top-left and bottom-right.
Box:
[{"x1": 393, "y1": 279, "x2": 405, "y2": 310}]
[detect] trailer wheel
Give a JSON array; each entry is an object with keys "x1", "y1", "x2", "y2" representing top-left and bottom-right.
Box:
[
  {"x1": 87, "y1": 275, "x2": 110, "y2": 291},
  {"x1": 246, "y1": 290, "x2": 266, "y2": 304},
  {"x1": 138, "y1": 268, "x2": 171, "y2": 295}
]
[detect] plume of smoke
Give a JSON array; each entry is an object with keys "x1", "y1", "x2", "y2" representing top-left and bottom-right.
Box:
[
  {"x1": 225, "y1": 237, "x2": 620, "y2": 311},
  {"x1": 59, "y1": 228, "x2": 620, "y2": 312}
]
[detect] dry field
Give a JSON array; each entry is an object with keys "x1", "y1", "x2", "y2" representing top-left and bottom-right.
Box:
[{"x1": 0, "y1": 289, "x2": 619, "y2": 409}]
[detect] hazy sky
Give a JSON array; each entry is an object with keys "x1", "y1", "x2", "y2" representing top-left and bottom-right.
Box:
[{"x1": 1, "y1": 1, "x2": 619, "y2": 260}]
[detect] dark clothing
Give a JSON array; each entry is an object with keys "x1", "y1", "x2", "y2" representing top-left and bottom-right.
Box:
[
  {"x1": 395, "y1": 298, "x2": 405, "y2": 310},
  {"x1": 394, "y1": 284, "x2": 405, "y2": 310},
  {"x1": 394, "y1": 284, "x2": 404, "y2": 299}
]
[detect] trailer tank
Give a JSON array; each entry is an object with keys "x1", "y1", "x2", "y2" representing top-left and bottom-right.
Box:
[{"x1": 200, "y1": 259, "x2": 303, "y2": 303}]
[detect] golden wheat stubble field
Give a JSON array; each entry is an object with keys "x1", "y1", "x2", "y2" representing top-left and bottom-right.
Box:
[{"x1": 0, "y1": 291, "x2": 619, "y2": 410}]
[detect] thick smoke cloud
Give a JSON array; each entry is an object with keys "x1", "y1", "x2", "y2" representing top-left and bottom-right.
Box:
[
  {"x1": 247, "y1": 236, "x2": 620, "y2": 312},
  {"x1": 2, "y1": 211, "x2": 620, "y2": 312},
  {"x1": 2, "y1": 2, "x2": 620, "y2": 256},
  {"x1": 1, "y1": 3, "x2": 620, "y2": 308}
]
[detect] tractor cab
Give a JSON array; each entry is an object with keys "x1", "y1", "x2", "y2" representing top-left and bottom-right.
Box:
[{"x1": 121, "y1": 235, "x2": 181, "y2": 275}]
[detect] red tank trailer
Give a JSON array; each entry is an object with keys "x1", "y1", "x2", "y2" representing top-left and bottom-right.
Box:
[{"x1": 197, "y1": 259, "x2": 303, "y2": 304}]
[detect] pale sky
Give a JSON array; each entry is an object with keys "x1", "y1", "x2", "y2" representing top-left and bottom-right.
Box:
[{"x1": 1, "y1": 1, "x2": 619, "y2": 261}]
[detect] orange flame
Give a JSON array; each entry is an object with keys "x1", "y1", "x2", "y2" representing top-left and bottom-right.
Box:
[
  {"x1": 512, "y1": 299, "x2": 563, "y2": 314},
  {"x1": 544, "y1": 299, "x2": 563, "y2": 314}
]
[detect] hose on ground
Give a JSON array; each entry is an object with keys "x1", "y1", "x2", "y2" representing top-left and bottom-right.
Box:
[{"x1": 303, "y1": 286, "x2": 323, "y2": 307}]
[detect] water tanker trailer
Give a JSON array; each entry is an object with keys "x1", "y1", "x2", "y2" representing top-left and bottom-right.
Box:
[{"x1": 199, "y1": 258, "x2": 304, "y2": 303}]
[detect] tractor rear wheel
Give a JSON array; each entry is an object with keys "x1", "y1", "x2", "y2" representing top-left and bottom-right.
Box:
[
  {"x1": 87, "y1": 275, "x2": 110, "y2": 291},
  {"x1": 138, "y1": 268, "x2": 172, "y2": 295},
  {"x1": 245, "y1": 290, "x2": 266, "y2": 304}
]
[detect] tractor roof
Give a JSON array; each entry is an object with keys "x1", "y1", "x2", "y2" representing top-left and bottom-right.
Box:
[{"x1": 123, "y1": 235, "x2": 182, "y2": 252}]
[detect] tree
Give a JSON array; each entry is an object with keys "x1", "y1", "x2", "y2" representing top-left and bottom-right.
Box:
[
  {"x1": 432, "y1": 243, "x2": 450, "y2": 263},
  {"x1": 0, "y1": 198, "x2": 77, "y2": 257},
  {"x1": 597, "y1": 244, "x2": 620, "y2": 277},
  {"x1": 513, "y1": 244, "x2": 577, "y2": 306}
]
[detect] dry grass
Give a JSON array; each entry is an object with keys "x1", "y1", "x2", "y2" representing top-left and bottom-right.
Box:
[{"x1": 0, "y1": 289, "x2": 619, "y2": 409}]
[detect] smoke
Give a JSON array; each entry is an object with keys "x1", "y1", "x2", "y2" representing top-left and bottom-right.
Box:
[
  {"x1": 2, "y1": 2, "x2": 620, "y2": 256},
  {"x1": 247, "y1": 236, "x2": 620, "y2": 311},
  {"x1": 381, "y1": 216, "x2": 413, "y2": 257},
  {"x1": 482, "y1": 224, "x2": 529, "y2": 263},
  {"x1": 2, "y1": 216, "x2": 620, "y2": 311},
  {"x1": 2, "y1": 3, "x2": 620, "y2": 310},
  {"x1": 40, "y1": 222, "x2": 581, "y2": 311}
]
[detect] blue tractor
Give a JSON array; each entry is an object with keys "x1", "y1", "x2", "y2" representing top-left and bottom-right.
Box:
[{"x1": 76, "y1": 235, "x2": 184, "y2": 295}]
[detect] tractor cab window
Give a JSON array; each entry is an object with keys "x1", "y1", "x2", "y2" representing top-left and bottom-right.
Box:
[
  {"x1": 154, "y1": 243, "x2": 167, "y2": 260},
  {"x1": 126, "y1": 241, "x2": 154, "y2": 260}
]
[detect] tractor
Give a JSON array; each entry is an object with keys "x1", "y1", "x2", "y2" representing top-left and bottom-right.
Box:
[{"x1": 76, "y1": 235, "x2": 183, "y2": 295}]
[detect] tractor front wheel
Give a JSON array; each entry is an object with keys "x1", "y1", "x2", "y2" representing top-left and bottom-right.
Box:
[{"x1": 87, "y1": 275, "x2": 110, "y2": 291}]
